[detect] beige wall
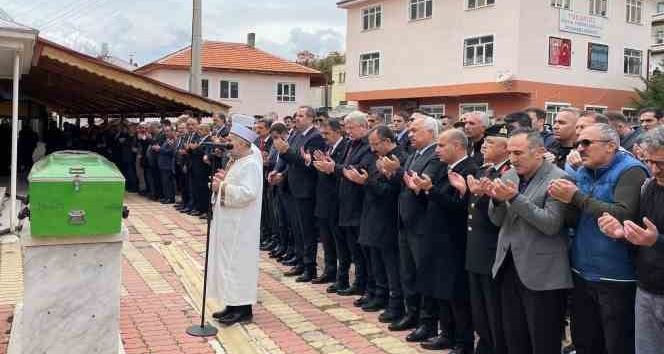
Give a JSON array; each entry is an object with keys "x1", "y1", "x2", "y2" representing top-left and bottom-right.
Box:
[
  {"x1": 331, "y1": 64, "x2": 347, "y2": 107},
  {"x1": 144, "y1": 68, "x2": 319, "y2": 118},
  {"x1": 343, "y1": 0, "x2": 652, "y2": 94}
]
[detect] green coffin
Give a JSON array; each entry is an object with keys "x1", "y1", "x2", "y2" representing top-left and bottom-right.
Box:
[{"x1": 27, "y1": 150, "x2": 126, "y2": 237}]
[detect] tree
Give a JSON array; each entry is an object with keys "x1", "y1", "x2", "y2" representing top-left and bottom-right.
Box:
[
  {"x1": 632, "y1": 61, "x2": 664, "y2": 109},
  {"x1": 301, "y1": 52, "x2": 345, "y2": 84}
]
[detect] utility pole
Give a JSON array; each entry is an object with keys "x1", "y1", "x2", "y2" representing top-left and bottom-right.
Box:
[{"x1": 189, "y1": 0, "x2": 203, "y2": 95}]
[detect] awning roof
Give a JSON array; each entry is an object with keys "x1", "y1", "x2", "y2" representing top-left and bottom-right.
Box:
[{"x1": 18, "y1": 38, "x2": 230, "y2": 116}]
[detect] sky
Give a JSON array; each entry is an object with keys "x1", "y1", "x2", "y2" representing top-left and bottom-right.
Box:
[{"x1": 2, "y1": 0, "x2": 346, "y2": 66}]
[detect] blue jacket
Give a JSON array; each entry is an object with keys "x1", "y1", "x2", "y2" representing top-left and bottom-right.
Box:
[
  {"x1": 158, "y1": 140, "x2": 176, "y2": 171},
  {"x1": 571, "y1": 152, "x2": 648, "y2": 281}
]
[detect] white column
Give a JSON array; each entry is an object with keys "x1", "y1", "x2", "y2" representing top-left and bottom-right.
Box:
[{"x1": 10, "y1": 51, "x2": 20, "y2": 232}]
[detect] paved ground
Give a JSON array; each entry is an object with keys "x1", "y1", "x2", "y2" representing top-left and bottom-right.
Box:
[{"x1": 0, "y1": 194, "x2": 447, "y2": 354}]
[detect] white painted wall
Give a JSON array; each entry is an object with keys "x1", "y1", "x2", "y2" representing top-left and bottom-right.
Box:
[
  {"x1": 144, "y1": 68, "x2": 321, "y2": 118},
  {"x1": 342, "y1": 0, "x2": 652, "y2": 93}
]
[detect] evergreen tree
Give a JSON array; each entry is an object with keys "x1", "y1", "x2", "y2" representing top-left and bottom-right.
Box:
[{"x1": 632, "y1": 62, "x2": 664, "y2": 109}]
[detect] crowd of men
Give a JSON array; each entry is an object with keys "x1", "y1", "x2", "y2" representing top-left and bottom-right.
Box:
[
  {"x1": 22, "y1": 104, "x2": 664, "y2": 354},
  {"x1": 254, "y1": 106, "x2": 664, "y2": 354}
]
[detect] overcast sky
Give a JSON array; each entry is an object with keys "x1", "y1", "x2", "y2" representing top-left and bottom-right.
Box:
[{"x1": 3, "y1": 0, "x2": 346, "y2": 66}]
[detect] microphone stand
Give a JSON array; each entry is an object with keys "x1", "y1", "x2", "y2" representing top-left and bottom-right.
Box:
[{"x1": 186, "y1": 151, "x2": 220, "y2": 337}]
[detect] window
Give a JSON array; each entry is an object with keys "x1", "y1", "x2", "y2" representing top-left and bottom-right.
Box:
[
  {"x1": 622, "y1": 108, "x2": 638, "y2": 123},
  {"x1": 362, "y1": 6, "x2": 382, "y2": 31},
  {"x1": 201, "y1": 79, "x2": 209, "y2": 98},
  {"x1": 589, "y1": 0, "x2": 607, "y2": 16},
  {"x1": 360, "y1": 52, "x2": 380, "y2": 76},
  {"x1": 420, "y1": 105, "x2": 445, "y2": 119},
  {"x1": 467, "y1": 0, "x2": 495, "y2": 10},
  {"x1": 338, "y1": 72, "x2": 346, "y2": 84},
  {"x1": 656, "y1": 30, "x2": 664, "y2": 44},
  {"x1": 545, "y1": 102, "x2": 571, "y2": 125},
  {"x1": 220, "y1": 80, "x2": 239, "y2": 99},
  {"x1": 409, "y1": 0, "x2": 432, "y2": 20},
  {"x1": 548, "y1": 37, "x2": 572, "y2": 67},
  {"x1": 588, "y1": 43, "x2": 609, "y2": 71},
  {"x1": 658, "y1": 1, "x2": 664, "y2": 14},
  {"x1": 464, "y1": 35, "x2": 494, "y2": 66},
  {"x1": 460, "y1": 103, "x2": 489, "y2": 114},
  {"x1": 551, "y1": 0, "x2": 571, "y2": 9},
  {"x1": 584, "y1": 105, "x2": 608, "y2": 114},
  {"x1": 626, "y1": 0, "x2": 642, "y2": 24},
  {"x1": 277, "y1": 82, "x2": 296, "y2": 102},
  {"x1": 370, "y1": 106, "x2": 393, "y2": 123},
  {"x1": 624, "y1": 48, "x2": 642, "y2": 75}
]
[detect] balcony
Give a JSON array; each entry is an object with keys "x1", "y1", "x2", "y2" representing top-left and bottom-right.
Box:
[{"x1": 654, "y1": 11, "x2": 664, "y2": 25}]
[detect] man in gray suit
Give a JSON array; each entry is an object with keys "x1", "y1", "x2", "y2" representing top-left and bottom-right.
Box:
[{"x1": 488, "y1": 128, "x2": 573, "y2": 354}]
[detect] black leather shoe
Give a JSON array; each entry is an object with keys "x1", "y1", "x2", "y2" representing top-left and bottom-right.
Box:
[
  {"x1": 269, "y1": 245, "x2": 284, "y2": 258},
  {"x1": 181, "y1": 208, "x2": 193, "y2": 213},
  {"x1": 188, "y1": 210, "x2": 203, "y2": 216},
  {"x1": 378, "y1": 310, "x2": 403, "y2": 323},
  {"x1": 212, "y1": 307, "x2": 233, "y2": 319},
  {"x1": 282, "y1": 257, "x2": 301, "y2": 267},
  {"x1": 296, "y1": 269, "x2": 316, "y2": 282},
  {"x1": 326, "y1": 283, "x2": 339, "y2": 293},
  {"x1": 353, "y1": 294, "x2": 372, "y2": 307},
  {"x1": 278, "y1": 251, "x2": 294, "y2": 262},
  {"x1": 406, "y1": 323, "x2": 438, "y2": 342},
  {"x1": 260, "y1": 240, "x2": 275, "y2": 251},
  {"x1": 284, "y1": 265, "x2": 304, "y2": 277},
  {"x1": 337, "y1": 285, "x2": 363, "y2": 296},
  {"x1": 420, "y1": 333, "x2": 454, "y2": 350},
  {"x1": 218, "y1": 311, "x2": 253, "y2": 325},
  {"x1": 388, "y1": 314, "x2": 418, "y2": 331},
  {"x1": 311, "y1": 273, "x2": 336, "y2": 284},
  {"x1": 362, "y1": 298, "x2": 386, "y2": 312}
]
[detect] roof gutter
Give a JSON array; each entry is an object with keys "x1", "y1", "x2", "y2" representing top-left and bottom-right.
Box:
[{"x1": 337, "y1": 0, "x2": 372, "y2": 8}]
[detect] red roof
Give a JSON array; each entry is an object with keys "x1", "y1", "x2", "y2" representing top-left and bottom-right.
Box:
[{"x1": 137, "y1": 41, "x2": 321, "y2": 76}]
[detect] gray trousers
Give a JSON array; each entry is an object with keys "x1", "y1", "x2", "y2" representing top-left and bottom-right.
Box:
[{"x1": 636, "y1": 287, "x2": 664, "y2": 354}]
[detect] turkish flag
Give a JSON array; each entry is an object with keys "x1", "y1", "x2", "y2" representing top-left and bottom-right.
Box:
[{"x1": 549, "y1": 37, "x2": 571, "y2": 67}]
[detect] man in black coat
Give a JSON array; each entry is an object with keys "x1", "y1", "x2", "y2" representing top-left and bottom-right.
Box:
[
  {"x1": 345, "y1": 125, "x2": 407, "y2": 323},
  {"x1": 310, "y1": 119, "x2": 349, "y2": 290},
  {"x1": 380, "y1": 114, "x2": 444, "y2": 341},
  {"x1": 462, "y1": 124, "x2": 510, "y2": 354},
  {"x1": 313, "y1": 111, "x2": 373, "y2": 300},
  {"x1": 274, "y1": 106, "x2": 327, "y2": 282},
  {"x1": 413, "y1": 129, "x2": 478, "y2": 353}
]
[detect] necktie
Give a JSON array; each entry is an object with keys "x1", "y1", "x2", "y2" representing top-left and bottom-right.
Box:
[{"x1": 259, "y1": 139, "x2": 265, "y2": 152}]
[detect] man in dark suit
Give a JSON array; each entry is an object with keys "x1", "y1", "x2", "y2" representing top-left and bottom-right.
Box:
[
  {"x1": 310, "y1": 119, "x2": 349, "y2": 290},
  {"x1": 344, "y1": 125, "x2": 407, "y2": 323},
  {"x1": 157, "y1": 126, "x2": 177, "y2": 203},
  {"x1": 266, "y1": 123, "x2": 293, "y2": 261},
  {"x1": 380, "y1": 114, "x2": 444, "y2": 341},
  {"x1": 464, "y1": 111, "x2": 489, "y2": 166},
  {"x1": 274, "y1": 106, "x2": 327, "y2": 282},
  {"x1": 254, "y1": 119, "x2": 276, "y2": 250},
  {"x1": 392, "y1": 112, "x2": 412, "y2": 153},
  {"x1": 463, "y1": 124, "x2": 510, "y2": 354},
  {"x1": 313, "y1": 111, "x2": 373, "y2": 301},
  {"x1": 412, "y1": 129, "x2": 478, "y2": 353},
  {"x1": 488, "y1": 129, "x2": 572, "y2": 354}
]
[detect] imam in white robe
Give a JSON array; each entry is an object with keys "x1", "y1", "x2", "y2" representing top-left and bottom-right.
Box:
[{"x1": 207, "y1": 145, "x2": 263, "y2": 306}]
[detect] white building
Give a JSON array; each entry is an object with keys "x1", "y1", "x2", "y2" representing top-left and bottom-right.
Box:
[
  {"x1": 136, "y1": 35, "x2": 325, "y2": 118},
  {"x1": 338, "y1": 0, "x2": 654, "y2": 124}
]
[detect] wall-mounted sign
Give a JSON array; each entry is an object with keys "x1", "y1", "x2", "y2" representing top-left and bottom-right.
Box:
[{"x1": 559, "y1": 9, "x2": 603, "y2": 38}]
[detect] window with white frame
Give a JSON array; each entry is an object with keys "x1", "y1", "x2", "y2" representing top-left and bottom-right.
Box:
[
  {"x1": 420, "y1": 105, "x2": 445, "y2": 119},
  {"x1": 220, "y1": 80, "x2": 239, "y2": 99},
  {"x1": 624, "y1": 48, "x2": 642, "y2": 75},
  {"x1": 551, "y1": 0, "x2": 571, "y2": 9},
  {"x1": 460, "y1": 103, "x2": 489, "y2": 114},
  {"x1": 545, "y1": 102, "x2": 571, "y2": 125},
  {"x1": 656, "y1": 30, "x2": 664, "y2": 44},
  {"x1": 658, "y1": 1, "x2": 664, "y2": 14},
  {"x1": 584, "y1": 105, "x2": 608, "y2": 114},
  {"x1": 362, "y1": 5, "x2": 382, "y2": 31},
  {"x1": 370, "y1": 106, "x2": 394, "y2": 123},
  {"x1": 277, "y1": 82, "x2": 296, "y2": 102},
  {"x1": 360, "y1": 52, "x2": 380, "y2": 77},
  {"x1": 464, "y1": 35, "x2": 494, "y2": 66},
  {"x1": 467, "y1": 0, "x2": 495, "y2": 10},
  {"x1": 589, "y1": 0, "x2": 607, "y2": 16},
  {"x1": 626, "y1": 0, "x2": 643, "y2": 24},
  {"x1": 409, "y1": 0, "x2": 432, "y2": 20},
  {"x1": 622, "y1": 108, "x2": 638, "y2": 123},
  {"x1": 201, "y1": 79, "x2": 209, "y2": 98},
  {"x1": 338, "y1": 72, "x2": 346, "y2": 84}
]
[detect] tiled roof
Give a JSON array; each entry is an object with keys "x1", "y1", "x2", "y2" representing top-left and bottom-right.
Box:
[{"x1": 138, "y1": 41, "x2": 320, "y2": 76}]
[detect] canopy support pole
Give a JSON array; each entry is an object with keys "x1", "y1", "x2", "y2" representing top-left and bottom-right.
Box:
[{"x1": 10, "y1": 50, "x2": 20, "y2": 233}]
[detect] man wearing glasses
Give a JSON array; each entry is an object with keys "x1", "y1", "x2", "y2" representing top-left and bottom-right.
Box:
[{"x1": 549, "y1": 123, "x2": 648, "y2": 354}]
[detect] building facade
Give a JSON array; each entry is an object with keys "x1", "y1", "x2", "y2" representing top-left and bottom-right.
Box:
[
  {"x1": 338, "y1": 0, "x2": 654, "y2": 124},
  {"x1": 331, "y1": 64, "x2": 348, "y2": 107},
  {"x1": 136, "y1": 39, "x2": 324, "y2": 118},
  {"x1": 651, "y1": 2, "x2": 664, "y2": 73}
]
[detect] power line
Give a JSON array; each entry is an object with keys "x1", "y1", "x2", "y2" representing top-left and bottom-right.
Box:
[{"x1": 37, "y1": 0, "x2": 108, "y2": 30}]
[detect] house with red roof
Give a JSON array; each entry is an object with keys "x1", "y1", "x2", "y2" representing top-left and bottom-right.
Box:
[{"x1": 136, "y1": 34, "x2": 325, "y2": 118}]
